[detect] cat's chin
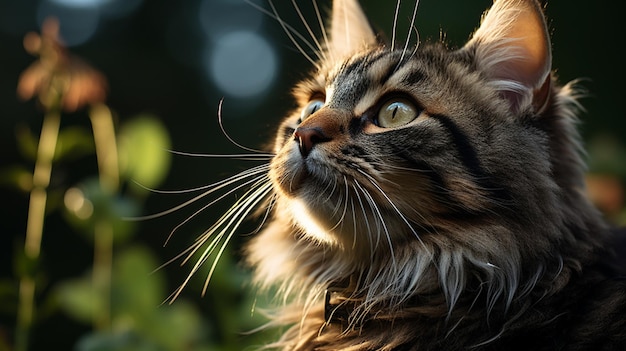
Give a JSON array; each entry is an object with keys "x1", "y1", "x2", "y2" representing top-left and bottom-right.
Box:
[{"x1": 287, "y1": 197, "x2": 341, "y2": 246}]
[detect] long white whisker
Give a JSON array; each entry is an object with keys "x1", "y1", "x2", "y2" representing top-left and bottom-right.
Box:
[
  {"x1": 398, "y1": 0, "x2": 420, "y2": 64},
  {"x1": 354, "y1": 179, "x2": 394, "y2": 260},
  {"x1": 165, "y1": 171, "x2": 270, "y2": 245},
  {"x1": 218, "y1": 98, "x2": 269, "y2": 154},
  {"x1": 350, "y1": 191, "x2": 358, "y2": 250},
  {"x1": 130, "y1": 164, "x2": 270, "y2": 220},
  {"x1": 356, "y1": 169, "x2": 431, "y2": 255},
  {"x1": 242, "y1": 193, "x2": 277, "y2": 236},
  {"x1": 312, "y1": 0, "x2": 329, "y2": 54},
  {"x1": 201, "y1": 181, "x2": 274, "y2": 296},
  {"x1": 391, "y1": 0, "x2": 401, "y2": 51},
  {"x1": 343, "y1": 177, "x2": 353, "y2": 234},
  {"x1": 409, "y1": 23, "x2": 421, "y2": 59},
  {"x1": 328, "y1": 178, "x2": 350, "y2": 232},
  {"x1": 165, "y1": 231, "x2": 223, "y2": 303},
  {"x1": 132, "y1": 163, "x2": 270, "y2": 196},
  {"x1": 167, "y1": 179, "x2": 273, "y2": 302},
  {"x1": 167, "y1": 149, "x2": 273, "y2": 160},
  {"x1": 291, "y1": 0, "x2": 325, "y2": 62},
  {"x1": 351, "y1": 183, "x2": 371, "y2": 251},
  {"x1": 248, "y1": 0, "x2": 319, "y2": 67}
]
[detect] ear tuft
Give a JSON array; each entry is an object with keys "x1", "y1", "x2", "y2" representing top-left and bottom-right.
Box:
[
  {"x1": 464, "y1": 0, "x2": 552, "y2": 113},
  {"x1": 328, "y1": 0, "x2": 377, "y2": 60}
]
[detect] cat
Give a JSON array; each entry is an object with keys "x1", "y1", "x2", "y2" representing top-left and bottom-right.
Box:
[{"x1": 181, "y1": 0, "x2": 626, "y2": 349}]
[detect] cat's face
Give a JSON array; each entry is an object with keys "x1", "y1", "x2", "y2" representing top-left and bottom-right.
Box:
[{"x1": 267, "y1": 0, "x2": 559, "y2": 258}]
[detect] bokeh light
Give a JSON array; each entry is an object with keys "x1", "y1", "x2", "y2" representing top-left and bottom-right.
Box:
[
  {"x1": 198, "y1": 0, "x2": 278, "y2": 102},
  {"x1": 205, "y1": 30, "x2": 278, "y2": 99},
  {"x1": 35, "y1": 0, "x2": 143, "y2": 47},
  {"x1": 48, "y1": 0, "x2": 110, "y2": 8},
  {"x1": 37, "y1": 0, "x2": 100, "y2": 46}
]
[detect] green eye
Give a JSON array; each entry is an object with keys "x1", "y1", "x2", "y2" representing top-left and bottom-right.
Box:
[
  {"x1": 300, "y1": 99, "x2": 325, "y2": 122},
  {"x1": 377, "y1": 99, "x2": 419, "y2": 128}
]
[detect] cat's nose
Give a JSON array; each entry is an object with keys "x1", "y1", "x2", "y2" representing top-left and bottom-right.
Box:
[{"x1": 294, "y1": 127, "x2": 331, "y2": 158}]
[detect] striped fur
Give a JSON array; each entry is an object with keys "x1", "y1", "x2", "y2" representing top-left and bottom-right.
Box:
[{"x1": 237, "y1": 0, "x2": 626, "y2": 349}]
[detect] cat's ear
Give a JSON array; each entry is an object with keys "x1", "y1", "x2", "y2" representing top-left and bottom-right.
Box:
[
  {"x1": 328, "y1": 0, "x2": 377, "y2": 59},
  {"x1": 463, "y1": 0, "x2": 552, "y2": 113}
]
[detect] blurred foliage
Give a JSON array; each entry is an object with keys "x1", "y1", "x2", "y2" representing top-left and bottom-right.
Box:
[
  {"x1": 1, "y1": 20, "x2": 274, "y2": 351},
  {"x1": 117, "y1": 116, "x2": 172, "y2": 192}
]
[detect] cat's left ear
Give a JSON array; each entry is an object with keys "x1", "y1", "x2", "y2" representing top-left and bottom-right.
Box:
[
  {"x1": 328, "y1": 0, "x2": 377, "y2": 60},
  {"x1": 463, "y1": 0, "x2": 552, "y2": 114}
]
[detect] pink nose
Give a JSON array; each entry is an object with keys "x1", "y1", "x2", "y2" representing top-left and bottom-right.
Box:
[{"x1": 294, "y1": 127, "x2": 331, "y2": 157}]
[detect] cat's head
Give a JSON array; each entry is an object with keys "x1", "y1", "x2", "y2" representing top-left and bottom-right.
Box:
[{"x1": 251, "y1": 0, "x2": 600, "y2": 309}]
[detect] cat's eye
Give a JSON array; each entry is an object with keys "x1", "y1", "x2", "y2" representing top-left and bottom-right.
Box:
[
  {"x1": 300, "y1": 99, "x2": 325, "y2": 122},
  {"x1": 377, "y1": 99, "x2": 420, "y2": 128}
]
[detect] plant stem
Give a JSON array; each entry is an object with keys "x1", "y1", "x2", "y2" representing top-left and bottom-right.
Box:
[
  {"x1": 16, "y1": 109, "x2": 61, "y2": 351},
  {"x1": 90, "y1": 104, "x2": 119, "y2": 193},
  {"x1": 89, "y1": 104, "x2": 119, "y2": 331},
  {"x1": 92, "y1": 220, "x2": 113, "y2": 331}
]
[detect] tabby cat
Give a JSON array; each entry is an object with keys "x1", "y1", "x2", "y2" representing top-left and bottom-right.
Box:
[{"x1": 184, "y1": 0, "x2": 626, "y2": 349}]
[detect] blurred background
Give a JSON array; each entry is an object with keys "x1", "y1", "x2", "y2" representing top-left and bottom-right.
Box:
[{"x1": 0, "y1": 0, "x2": 624, "y2": 350}]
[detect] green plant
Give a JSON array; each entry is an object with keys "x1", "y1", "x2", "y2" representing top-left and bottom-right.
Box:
[{"x1": 4, "y1": 17, "x2": 274, "y2": 351}]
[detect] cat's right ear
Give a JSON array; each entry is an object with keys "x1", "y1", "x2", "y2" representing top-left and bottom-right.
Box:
[
  {"x1": 462, "y1": 0, "x2": 552, "y2": 114},
  {"x1": 328, "y1": 0, "x2": 377, "y2": 60}
]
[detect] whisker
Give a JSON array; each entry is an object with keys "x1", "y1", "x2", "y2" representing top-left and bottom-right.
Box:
[
  {"x1": 242, "y1": 193, "x2": 277, "y2": 237},
  {"x1": 200, "y1": 181, "x2": 274, "y2": 296},
  {"x1": 391, "y1": 0, "x2": 401, "y2": 51},
  {"x1": 350, "y1": 182, "x2": 373, "y2": 249},
  {"x1": 312, "y1": 0, "x2": 330, "y2": 54},
  {"x1": 132, "y1": 163, "x2": 271, "y2": 196},
  {"x1": 357, "y1": 169, "x2": 419, "y2": 240},
  {"x1": 291, "y1": 0, "x2": 326, "y2": 62},
  {"x1": 409, "y1": 23, "x2": 421, "y2": 59},
  {"x1": 350, "y1": 193, "x2": 358, "y2": 250},
  {"x1": 397, "y1": 0, "x2": 420, "y2": 67},
  {"x1": 342, "y1": 177, "x2": 361, "y2": 251},
  {"x1": 167, "y1": 149, "x2": 273, "y2": 160},
  {"x1": 131, "y1": 180, "x2": 219, "y2": 196},
  {"x1": 164, "y1": 170, "x2": 270, "y2": 245},
  {"x1": 245, "y1": 0, "x2": 320, "y2": 67},
  {"x1": 167, "y1": 178, "x2": 273, "y2": 302},
  {"x1": 129, "y1": 164, "x2": 270, "y2": 221},
  {"x1": 218, "y1": 98, "x2": 269, "y2": 154},
  {"x1": 354, "y1": 179, "x2": 390, "y2": 256},
  {"x1": 328, "y1": 179, "x2": 350, "y2": 232}
]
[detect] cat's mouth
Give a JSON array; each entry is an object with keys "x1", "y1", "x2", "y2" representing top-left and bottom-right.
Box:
[
  {"x1": 269, "y1": 141, "x2": 407, "y2": 248},
  {"x1": 270, "y1": 141, "x2": 341, "y2": 196}
]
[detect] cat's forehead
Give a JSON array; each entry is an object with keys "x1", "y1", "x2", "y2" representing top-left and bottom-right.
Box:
[{"x1": 297, "y1": 46, "x2": 469, "y2": 115}]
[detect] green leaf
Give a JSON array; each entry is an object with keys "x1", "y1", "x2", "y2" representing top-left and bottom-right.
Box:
[
  {"x1": 111, "y1": 247, "x2": 166, "y2": 318},
  {"x1": 56, "y1": 275, "x2": 102, "y2": 324},
  {"x1": 117, "y1": 116, "x2": 171, "y2": 191},
  {"x1": 140, "y1": 301, "x2": 208, "y2": 351},
  {"x1": 109, "y1": 248, "x2": 214, "y2": 350}
]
